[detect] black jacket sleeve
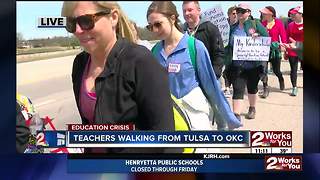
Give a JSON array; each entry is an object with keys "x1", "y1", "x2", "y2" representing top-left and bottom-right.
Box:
[
  {"x1": 207, "y1": 22, "x2": 225, "y2": 78},
  {"x1": 71, "y1": 52, "x2": 90, "y2": 125},
  {"x1": 133, "y1": 46, "x2": 175, "y2": 131},
  {"x1": 109, "y1": 45, "x2": 178, "y2": 154},
  {"x1": 16, "y1": 102, "x2": 31, "y2": 153}
]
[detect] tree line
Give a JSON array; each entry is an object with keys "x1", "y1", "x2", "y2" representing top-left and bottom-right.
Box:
[
  {"x1": 17, "y1": 17, "x2": 290, "y2": 49},
  {"x1": 17, "y1": 25, "x2": 157, "y2": 49}
]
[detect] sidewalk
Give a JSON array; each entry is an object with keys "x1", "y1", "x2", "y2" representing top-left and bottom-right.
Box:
[{"x1": 219, "y1": 60, "x2": 303, "y2": 153}]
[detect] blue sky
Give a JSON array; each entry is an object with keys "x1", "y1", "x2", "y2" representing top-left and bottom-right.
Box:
[{"x1": 17, "y1": 1, "x2": 302, "y2": 40}]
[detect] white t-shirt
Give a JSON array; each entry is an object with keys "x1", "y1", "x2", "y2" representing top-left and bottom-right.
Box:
[{"x1": 137, "y1": 39, "x2": 153, "y2": 50}]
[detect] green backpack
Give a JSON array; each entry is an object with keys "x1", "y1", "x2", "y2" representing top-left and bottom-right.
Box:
[
  {"x1": 152, "y1": 36, "x2": 198, "y2": 74},
  {"x1": 152, "y1": 37, "x2": 197, "y2": 153}
]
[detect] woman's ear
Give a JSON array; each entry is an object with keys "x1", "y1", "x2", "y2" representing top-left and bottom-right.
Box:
[
  {"x1": 110, "y1": 9, "x2": 119, "y2": 28},
  {"x1": 170, "y1": 15, "x2": 176, "y2": 25}
]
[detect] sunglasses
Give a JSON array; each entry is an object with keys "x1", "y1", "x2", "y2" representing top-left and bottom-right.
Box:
[
  {"x1": 236, "y1": 8, "x2": 249, "y2": 14},
  {"x1": 66, "y1": 10, "x2": 111, "y2": 33},
  {"x1": 146, "y1": 21, "x2": 164, "y2": 31}
]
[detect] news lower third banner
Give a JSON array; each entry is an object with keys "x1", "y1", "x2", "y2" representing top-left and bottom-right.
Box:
[
  {"x1": 38, "y1": 131, "x2": 250, "y2": 148},
  {"x1": 37, "y1": 130, "x2": 300, "y2": 173},
  {"x1": 68, "y1": 158, "x2": 263, "y2": 173},
  {"x1": 67, "y1": 154, "x2": 303, "y2": 173}
]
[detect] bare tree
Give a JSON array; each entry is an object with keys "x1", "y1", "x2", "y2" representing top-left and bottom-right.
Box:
[{"x1": 16, "y1": 32, "x2": 24, "y2": 46}]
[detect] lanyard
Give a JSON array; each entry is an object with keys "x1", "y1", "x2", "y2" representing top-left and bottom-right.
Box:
[{"x1": 188, "y1": 24, "x2": 199, "y2": 37}]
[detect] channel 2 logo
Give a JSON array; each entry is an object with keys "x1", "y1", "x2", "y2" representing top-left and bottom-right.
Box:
[
  {"x1": 251, "y1": 131, "x2": 292, "y2": 147},
  {"x1": 265, "y1": 156, "x2": 302, "y2": 171},
  {"x1": 36, "y1": 132, "x2": 48, "y2": 146},
  {"x1": 36, "y1": 131, "x2": 66, "y2": 147}
]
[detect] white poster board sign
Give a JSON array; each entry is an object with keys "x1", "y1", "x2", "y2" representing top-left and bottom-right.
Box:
[
  {"x1": 201, "y1": 6, "x2": 229, "y2": 47},
  {"x1": 232, "y1": 36, "x2": 271, "y2": 61}
]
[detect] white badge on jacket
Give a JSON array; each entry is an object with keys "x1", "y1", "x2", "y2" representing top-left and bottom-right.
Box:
[{"x1": 168, "y1": 63, "x2": 181, "y2": 73}]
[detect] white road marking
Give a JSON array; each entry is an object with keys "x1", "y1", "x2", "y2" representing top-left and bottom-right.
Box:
[{"x1": 34, "y1": 99, "x2": 57, "y2": 108}]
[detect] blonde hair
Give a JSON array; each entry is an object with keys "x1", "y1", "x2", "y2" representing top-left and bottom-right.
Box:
[{"x1": 61, "y1": 1, "x2": 135, "y2": 42}]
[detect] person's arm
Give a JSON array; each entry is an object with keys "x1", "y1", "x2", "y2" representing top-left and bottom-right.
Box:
[
  {"x1": 134, "y1": 47, "x2": 175, "y2": 131},
  {"x1": 281, "y1": 38, "x2": 303, "y2": 60},
  {"x1": 278, "y1": 19, "x2": 287, "y2": 43},
  {"x1": 286, "y1": 22, "x2": 294, "y2": 43},
  {"x1": 195, "y1": 41, "x2": 241, "y2": 130},
  {"x1": 256, "y1": 20, "x2": 269, "y2": 37},
  {"x1": 207, "y1": 23, "x2": 225, "y2": 78}
]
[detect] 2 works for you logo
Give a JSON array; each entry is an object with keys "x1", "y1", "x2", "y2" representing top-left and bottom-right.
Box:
[
  {"x1": 38, "y1": 17, "x2": 66, "y2": 28},
  {"x1": 265, "y1": 156, "x2": 302, "y2": 171},
  {"x1": 251, "y1": 131, "x2": 292, "y2": 147}
]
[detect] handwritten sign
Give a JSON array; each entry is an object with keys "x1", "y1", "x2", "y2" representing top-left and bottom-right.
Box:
[
  {"x1": 201, "y1": 6, "x2": 229, "y2": 47},
  {"x1": 232, "y1": 36, "x2": 271, "y2": 61}
]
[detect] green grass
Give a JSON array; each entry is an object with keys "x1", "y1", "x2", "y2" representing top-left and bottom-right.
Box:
[
  {"x1": 16, "y1": 46, "x2": 78, "y2": 55},
  {"x1": 17, "y1": 49, "x2": 82, "y2": 63}
]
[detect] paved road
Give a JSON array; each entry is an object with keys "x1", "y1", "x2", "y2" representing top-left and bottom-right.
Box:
[
  {"x1": 220, "y1": 60, "x2": 303, "y2": 153},
  {"x1": 17, "y1": 55, "x2": 303, "y2": 153},
  {"x1": 17, "y1": 55, "x2": 82, "y2": 130}
]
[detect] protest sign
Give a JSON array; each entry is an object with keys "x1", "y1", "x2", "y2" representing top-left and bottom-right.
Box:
[
  {"x1": 201, "y1": 6, "x2": 229, "y2": 47},
  {"x1": 232, "y1": 36, "x2": 271, "y2": 61}
]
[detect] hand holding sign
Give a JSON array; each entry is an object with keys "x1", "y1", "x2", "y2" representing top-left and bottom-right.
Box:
[{"x1": 251, "y1": 33, "x2": 259, "y2": 39}]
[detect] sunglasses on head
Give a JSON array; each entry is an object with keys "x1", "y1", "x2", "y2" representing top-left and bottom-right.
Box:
[
  {"x1": 146, "y1": 21, "x2": 164, "y2": 31},
  {"x1": 236, "y1": 8, "x2": 249, "y2": 14},
  {"x1": 65, "y1": 9, "x2": 111, "y2": 33}
]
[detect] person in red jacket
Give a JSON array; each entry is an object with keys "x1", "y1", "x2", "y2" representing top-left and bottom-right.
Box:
[
  {"x1": 286, "y1": 6, "x2": 303, "y2": 96},
  {"x1": 259, "y1": 6, "x2": 287, "y2": 98}
]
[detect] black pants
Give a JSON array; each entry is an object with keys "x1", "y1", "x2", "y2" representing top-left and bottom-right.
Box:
[
  {"x1": 222, "y1": 65, "x2": 231, "y2": 88},
  {"x1": 299, "y1": 58, "x2": 304, "y2": 70},
  {"x1": 289, "y1": 56, "x2": 299, "y2": 87},
  {"x1": 229, "y1": 66, "x2": 262, "y2": 99},
  {"x1": 260, "y1": 53, "x2": 284, "y2": 87}
]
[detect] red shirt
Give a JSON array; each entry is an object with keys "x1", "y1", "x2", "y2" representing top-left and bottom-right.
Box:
[
  {"x1": 262, "y1": 18, "x2": 287, "y2": 43},
  {"x1": 287, "y1": 21, "x2": 304, "y2": 57}
]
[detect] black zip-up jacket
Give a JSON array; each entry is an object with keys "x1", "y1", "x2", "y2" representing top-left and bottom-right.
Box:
[
  {"x1": 72, "y1": 38, "x2": 176, "y2": 153},
  {"x1": 184, "y1": 21, "x2": 225, "y2": 78}
]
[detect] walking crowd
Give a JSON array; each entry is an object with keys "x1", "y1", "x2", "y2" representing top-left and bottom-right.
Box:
[{"x1": 16, "y1": 1, "x2": 303, "y2": 154}]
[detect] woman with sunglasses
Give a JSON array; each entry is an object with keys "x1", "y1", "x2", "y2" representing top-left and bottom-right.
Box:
[
  {"x1": 61, "y1": 1, "x2": 175, "y2": 153},
  {"x1": 226, "y1": 3, "x2": 269, "y2": 120},
  {"x1": 222, "y1": 5, "x2": 238, "y2": 99},
  {"x1": 259, "y1": 6, "x2": 287, "y2": 98},
  {"x1": 147, "y1": 1, "x2": 241, "y2": 136}
]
